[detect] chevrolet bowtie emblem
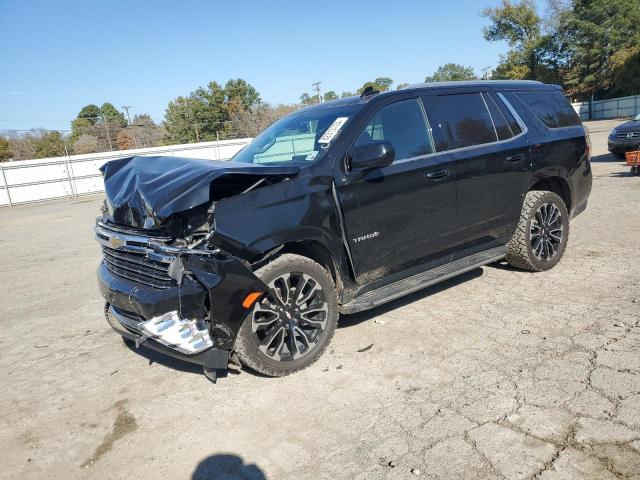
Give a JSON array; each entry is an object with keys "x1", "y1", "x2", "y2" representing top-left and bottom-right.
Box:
[{"x1": 109, "y1": 236, "x2": 125, "y2": 249}]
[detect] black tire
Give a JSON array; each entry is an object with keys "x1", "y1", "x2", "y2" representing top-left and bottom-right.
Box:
[
  {"x1": 506, "y1": 190, "x2": 569, "y2": 272},
  {"x1": 234, "y1": 254, "x2": 338, "y2": 377}
]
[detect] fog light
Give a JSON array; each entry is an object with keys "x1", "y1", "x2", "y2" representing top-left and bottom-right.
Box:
[{"x1": 139, "y1": 311, "x2": 212, "y2": 354}]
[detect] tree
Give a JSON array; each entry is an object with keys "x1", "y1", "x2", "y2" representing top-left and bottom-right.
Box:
[
  {"x1": 34, "y1": 131, "x2": 66, "y2": 158},
  {"x1": 300, "y1": 92, "x2": 319, "y2": 105},
  {"x1": 100, "y1": 103, "x2": 127, "y2": 127},
  {"x1": 373, "y1": 77, "x2": 393, "y2": 91},
  {"x1": 358, "y1": 77, "x2": 394, "y2": 94},
  {"x1": 73, "y1": 134, "x2": 99, "y2": 154},
  {"x1": 563, "y1": 0, "x2": 640, "y2": 99},
  {"x1": 223, "y1": 79, "x2": 261, "y2": 109},
  {"x1": 425, "y1": 64, "x2": 478, "y2": 82},
  {"x1": 0, "y1": 136, "x2": 12, "y2": 161},
  {"x1": 164, "y1": 79, "x2": 261, "y2": 144},
  {"x1": 226, "y1": 103, "x2": 297, "y2": 138},
  {"x1": 323, "y1": 91, "x2": 338, "y2": 102},
  {"x1": 482, "y1": 0, "x2": 548, "y2": 80},
  {"x1": 77, "y1": 104, "x2": 101, "y2": 124},
  {"x1": 396, "y1": 83, "x2": 409, "y2": 90},
  {"x1": 340, "y1": 91, "x2": 355, "y2": 98}
]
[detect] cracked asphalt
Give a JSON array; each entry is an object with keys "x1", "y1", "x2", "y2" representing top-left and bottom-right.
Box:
[{"x1": 0, "y1": 120, "x2": 638, "y2": 479}]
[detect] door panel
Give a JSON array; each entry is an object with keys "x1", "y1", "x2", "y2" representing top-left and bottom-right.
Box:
[
  {"x1": 337, "y1": 155, "x2": 457, "y2": 284},
  {"x1": 335, "y1": 98, "x2": 457, "y2": 285},
  {"x1": 423, "y1": 91, "x2": 531, "y2": 257}
]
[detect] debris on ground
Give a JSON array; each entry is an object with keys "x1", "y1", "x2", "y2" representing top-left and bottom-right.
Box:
[{"x1": 357, "y1": 344, "x2": 374, "y2": 353}]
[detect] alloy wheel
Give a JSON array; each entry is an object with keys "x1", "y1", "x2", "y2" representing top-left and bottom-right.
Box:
[
  {"x1": 251, "y1": 272, "x2": 329, "y2": 362},
  {"x1": 530, "y1": 202, "x2": 564, "y2": 261}
]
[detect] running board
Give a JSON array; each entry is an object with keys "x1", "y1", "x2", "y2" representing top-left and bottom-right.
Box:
[{"x1": 340, "y1": 246, "x2": 506, "y2": 314}]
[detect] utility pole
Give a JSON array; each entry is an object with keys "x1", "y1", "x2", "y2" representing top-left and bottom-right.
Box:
[
  {"x1": 312, "y1": 81, "x2": 322, "y2": 104},
  {"x1": 101, "y1": 107, "x2": 114, "y2": 151},
  {"x1": 121, "y1": 105, "x2": 138, "y2": 149}
]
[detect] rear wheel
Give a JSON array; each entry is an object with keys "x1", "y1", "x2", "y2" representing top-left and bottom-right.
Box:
[
  {"x1": 506, "y1": 190, "x2": 569, "y2": 272},
  {"x1": 234, "y1": 254, "x2": 338, "y2": 377}
]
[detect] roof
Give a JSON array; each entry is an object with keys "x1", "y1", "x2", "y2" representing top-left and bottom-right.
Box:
[{"x1": 308, "y1": 80, "x2": 560, "y2": 110}]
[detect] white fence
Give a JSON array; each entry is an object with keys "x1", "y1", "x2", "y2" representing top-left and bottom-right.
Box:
[
  {"x1": 572, "y1": 94, "x2": 640, "y2": 121},
  {"x1": 0, "y1": 138, "x2": 252, "y2": 207}
]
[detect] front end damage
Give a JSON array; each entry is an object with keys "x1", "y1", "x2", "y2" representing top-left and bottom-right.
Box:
[
  {"x1": 95, "y1": 156, "x2": 300, "y2": 381},
  {"x1": 96, "y1": 220, "x2": 268, "y2": 381}
]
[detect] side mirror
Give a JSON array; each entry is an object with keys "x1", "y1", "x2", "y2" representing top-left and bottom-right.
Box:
[{"x1": 349, "y1": 140, "x2": 395, "y2": 171}]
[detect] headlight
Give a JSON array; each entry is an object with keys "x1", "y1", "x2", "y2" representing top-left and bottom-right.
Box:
[{"x1": 610, "y1": 128, "x2": 618, "y2": 137}]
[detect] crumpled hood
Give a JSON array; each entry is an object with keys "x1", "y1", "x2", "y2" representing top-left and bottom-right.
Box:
[{"x1": 100, "y1": 155, "x2": 299, "y2": 229}]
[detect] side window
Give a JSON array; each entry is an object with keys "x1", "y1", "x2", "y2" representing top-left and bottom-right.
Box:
[
  {"x1": 516, "y1": 91, "x2": 581, "y2": 128},
  {"x1": 492, "y1": 92, "x2": 522, "y2": 136},
  {"x1": 483, "y1": 92, "x2": 514, "y2": 140},
  {"x1": 353, "y1": 99, "x2": 435, "y2": 162},
  {"x1": 432, "y1": 93, "x2": 498, "y2": 149}
]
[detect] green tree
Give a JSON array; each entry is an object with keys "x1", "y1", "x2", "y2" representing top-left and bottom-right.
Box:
[
  {"x1": 300, "y1": 92, "x2": 319, "y2": 105},
  {"x1": 358, "y1": 77, "x2": 394, "y2": 93},
  {"x1": 77, "y1": 104, "x2": 101, "y2": 124},
  {"x1": 323, "y1": 90, "x2": 338, "y2": 102},
  {"x1": 100, "y1": 103, "x2": 127, "y2": 127},
  {"x1": 164, "y1": 79, "x2": 260, "y2": 143},
  {"x1": 482, "y1": 0, "x2": 547, "y2": 80},
  {"x1": 563, "y1": 0, "x2": 640, "y2": 99},
  {"x1": 34, "y1": 131, "x2": 66, "y2": 158},
  {"x1": 396, "y1": 83, "x2": 409, "y2": 90},
  {"x1": 223, "y1": 79, "x2": 261, "y2": 109},
  {"x1": 0, "y1": 136, "x2": 11, "y2": 161},
  {"x1": 425, "y1": 64, "x2": 478, "y2": 82},
  {"x1": 340, "y1": 91, "x2": 355, "y2": 98}
]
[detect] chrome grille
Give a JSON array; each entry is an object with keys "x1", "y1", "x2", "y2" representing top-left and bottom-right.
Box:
[
  {"x1": 616, "y1": 131, "x2": 640, "y2": 139},
  {"x1": 101, "y1": 246, "x2": 176, "y2": 289}
]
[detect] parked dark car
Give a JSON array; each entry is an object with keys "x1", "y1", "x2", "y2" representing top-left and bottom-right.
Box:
[
  {"x1": 96, "y1": 80, "x2": 592, "y2": 381},
  {"x1": 608, "y1": 113, "x2": 640, "y2": 158}
]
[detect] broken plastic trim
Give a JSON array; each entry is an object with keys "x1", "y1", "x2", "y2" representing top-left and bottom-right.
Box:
[{"x1": 138, "y1": 311, "x2": 213, "y2": 354}]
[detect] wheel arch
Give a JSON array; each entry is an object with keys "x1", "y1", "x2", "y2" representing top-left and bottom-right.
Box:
[
  {"x1": 528, "y1": 175, "x2": 572, "y2": 213},
  {"x1": 253, "y1": 240, "x2": 354, "y2": 300}
]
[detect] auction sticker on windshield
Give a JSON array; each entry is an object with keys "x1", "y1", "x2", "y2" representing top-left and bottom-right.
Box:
[{"x1": 318, "y1": 117, "x2": 349, "y2": 144}]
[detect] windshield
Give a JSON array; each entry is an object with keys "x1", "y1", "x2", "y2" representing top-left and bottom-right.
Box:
[{"x1": 232, "y1": 103, "x2": 360, "y2": 165}]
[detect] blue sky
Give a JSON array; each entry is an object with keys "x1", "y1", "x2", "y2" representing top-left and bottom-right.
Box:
[{"x1": 0, "y1": 0, "x2": 521, "y2": 132}]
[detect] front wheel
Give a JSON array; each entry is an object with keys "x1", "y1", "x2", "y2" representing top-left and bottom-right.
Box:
[
  {"x1": 234, "y1": 254, "x2": 338, "y2": 377},
  {"x1": 506, "y1": 190, "x2": 569, "y2": 272}
]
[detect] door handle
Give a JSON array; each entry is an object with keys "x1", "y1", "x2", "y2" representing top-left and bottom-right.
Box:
[
  {"x1": 425, "y1": 169, "x2": 450, "y2": 180},
  {"x1": 506, "y1": 153, "x2": 525, "y2": 163}
]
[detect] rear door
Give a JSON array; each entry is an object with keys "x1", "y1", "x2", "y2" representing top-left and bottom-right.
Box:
[
  {"x1": 335, "y1": 97, "x2": 458, "y2": 284},
  {"x1": 423, "y1": 90, "x2": 531, "y2": 257}
]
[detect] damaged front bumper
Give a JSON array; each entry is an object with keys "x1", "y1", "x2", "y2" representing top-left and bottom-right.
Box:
[{"x1": 95, "y1": 221, "x2": 267, "y2": 375}]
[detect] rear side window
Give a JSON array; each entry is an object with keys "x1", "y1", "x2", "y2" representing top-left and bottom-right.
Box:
[
  {"x1": 482, "y1": 93, "x2": 514, "y2": 141},
  {"x1": 431, "y1": 93, "x2": 497, "y2": 149},
  {"x1": 516, "y1": 91, "x2": 580, "y2": 128},
  {"x1": 354, "y1": 99, "x2": 435, "y2": 161}
]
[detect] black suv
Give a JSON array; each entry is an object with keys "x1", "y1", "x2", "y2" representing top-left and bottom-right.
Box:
[{"x1": 96, "y1": 80, "x2": 592, "y2": 381}]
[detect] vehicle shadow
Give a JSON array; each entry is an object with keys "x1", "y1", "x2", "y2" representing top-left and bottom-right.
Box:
[
  {"x1": 191, "y1": 454, "x2": 266, "y2": 479},
  {"x1": 122, "y1": 338, "x2": 208, "y2": 376},
  {"x1": 610, "y1": 171, "x2": 637, "y2": 178},
  {"x1": 590, "y1": 152, "x2": 620, "y2": 163},
  {"x1": 338, "y1": 267, "x2": 484, "y2": 328}
]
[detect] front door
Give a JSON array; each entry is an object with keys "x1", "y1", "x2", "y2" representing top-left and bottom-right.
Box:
[{"x1": 335, "y1": 97, "x2": 458, "y2": 285}]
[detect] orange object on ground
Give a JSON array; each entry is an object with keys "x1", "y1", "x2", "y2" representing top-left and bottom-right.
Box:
[{"x1": 625, "y1": 151, "x2": 640, "y2": 166}]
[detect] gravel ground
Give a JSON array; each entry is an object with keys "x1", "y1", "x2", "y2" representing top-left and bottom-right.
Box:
[{"x1": 0, "y1": 120, "x2": 638, "y2": 480}]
